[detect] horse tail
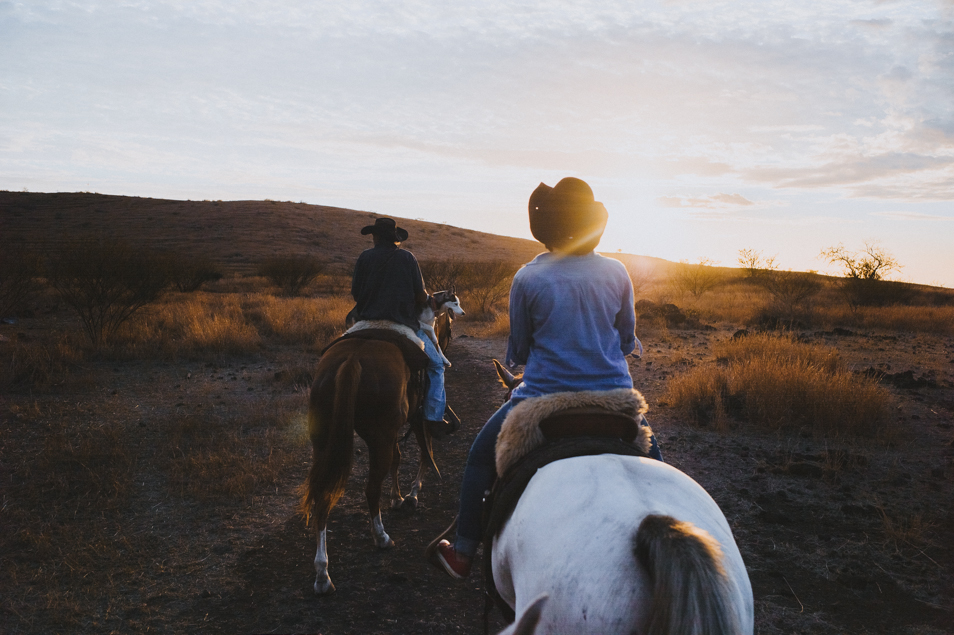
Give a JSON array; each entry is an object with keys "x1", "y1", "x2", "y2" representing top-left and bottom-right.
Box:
[
  {"x1": 634, "y1": 514, "x2": 741, "y2": 635},
  {"x1": 300, "y1": 356, "x2": 362, "y2": 523}
]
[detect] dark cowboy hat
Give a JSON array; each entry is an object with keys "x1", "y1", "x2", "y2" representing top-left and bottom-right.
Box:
[
  {"x1": 360, "y1": 217, "x2": 408, "y2": 242},
  {"x1": 528, "y1": 177, "x2": 608, "y2": 254}
]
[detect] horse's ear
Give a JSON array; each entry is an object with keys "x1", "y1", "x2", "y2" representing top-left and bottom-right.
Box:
[
  {"x1": 506, "y1": 594, "x2": 548, "y2": 635},
  {"x1": 493, "y1": 358, "x2": 518, "y2": 389}
]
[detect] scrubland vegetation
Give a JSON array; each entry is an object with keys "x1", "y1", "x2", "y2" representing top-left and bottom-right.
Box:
[{"x1": 2, "y1": 216, "x2": 952, "y2": 634}]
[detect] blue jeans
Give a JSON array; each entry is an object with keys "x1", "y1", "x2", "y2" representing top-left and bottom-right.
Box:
[
  {"x1": 453, "y1": 402, "x2": 663, "y2": 558},
  {"x1": 417, "y1": 329, "x2": 446, "y2": 422}
]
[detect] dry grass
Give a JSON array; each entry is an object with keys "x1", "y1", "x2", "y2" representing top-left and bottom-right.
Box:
[
  {"x1": 161, "y1": 412, "x2": 286, "y2": 500},
  {"x1": 243, "y1": 293, "x2": 349, "y2": 348},
  {"x1": 113, "y1": 293, "x2": 262, "y2": 356},
  {"x1": 815, "y1": 304, "x2": 954, "y2": 334},
  {"x1": 0, "y1": 388, "x2": 309, "y2": 633},
  {"x1": 2, "y1": 332, "x2": 86, "y2": 388},
  {"x1": 664, "y1": 333, "x2": 896, "y2": 440}
]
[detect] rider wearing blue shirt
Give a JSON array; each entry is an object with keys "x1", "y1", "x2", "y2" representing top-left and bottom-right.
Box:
[
  {"x1": 507, "y1": 251, "x2": 638, "y2": 400},
  {"x1": 431, "y1": 177, "x2": 660, "y2": 580}
]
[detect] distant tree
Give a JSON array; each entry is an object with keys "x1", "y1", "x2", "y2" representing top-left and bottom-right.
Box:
[
  {"x1": 737, "y1": 248, "x2": 777, "y2": 280},
  {"x1": 259, "y1": 256, "x2": 325, "y2": 296},
  {"x1": 48, "y1": 237, "x2": 172, "y2": 349},
  {"x1": 820, "y1": 242, "x2": 904, "y2": 308},
  {"x1": 820, "y1": 242, "x2": 901, "y2": 281}
]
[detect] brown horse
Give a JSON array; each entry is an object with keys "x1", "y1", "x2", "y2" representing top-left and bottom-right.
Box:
[{"x1": 301, "y1": 320, "x2": 451, "y2": 595}]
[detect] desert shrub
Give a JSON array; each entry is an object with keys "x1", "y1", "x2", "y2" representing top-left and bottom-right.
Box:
[
  {"x1": 244, "y1": 293, "x2": 349, "y2": 347},
  {"x1": 258, "y1": 255, "x2": 325, "y2": 296},
  {"x1": 664, "y1": 333, "x2": 895, "y2": 440},
  {"x1": 667, "y1": 258, "x2": 724, "y2": 299},
  {"x1": 47, "y1": 236, "x2": 172, "y2": 349},
  {"x1": 419, "y1": 258, "x2": 470, "y2": 293},
  {"x1": 0, "y1": 243, "x2": 42, "y2": 318},
  {"x1": 754, "y1": 270, "x2": 824, "y2": 328},
  {"x1": 459, "y1": 260, "x2": 521, "y2": 318},
  {"x1": 840, "y1": 278, "x2": 916, "y2": 308},
  {"x1": 167, "y1": 254, "x2": 223, "y2": 292}
]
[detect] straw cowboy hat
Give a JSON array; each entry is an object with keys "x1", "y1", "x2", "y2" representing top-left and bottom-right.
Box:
[{"x1": 528, "y1": 177, "x2": 608, "y2": 254}]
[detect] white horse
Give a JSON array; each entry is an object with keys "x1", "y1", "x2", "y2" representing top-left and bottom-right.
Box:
[{"x1": 490, "y1": 364, "x2": 754, "y2": 635}]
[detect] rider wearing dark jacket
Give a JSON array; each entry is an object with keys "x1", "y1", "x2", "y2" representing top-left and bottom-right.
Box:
[{"x1": 351, "y1": 218, "x2": 453, "y2": 437}]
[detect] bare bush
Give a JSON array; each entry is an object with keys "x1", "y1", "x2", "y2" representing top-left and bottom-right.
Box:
[
  {"x1": 459, "y1": 260, "x2": 521, "y2": 318},
  {"x1": 0, "y1": 244, "x2": 42, "y2": 318},
  {"x1": 47, "y1": 237, "x2": 172, "y2": 349},
  {"x1": 258, "y1": 256, "x2": 326, "y2": 296},
  {"x1": 757, "y1": 270, "x2": 824, "y2": 327},
  {"x1": 167, "y1": 254, "x2": 223, "y2": 292},
  {"x1": 667, "y1": 258, "x2": 723, "y2": 298},
  {"x1": 419, "y1": 259, "x2": 470, "y2": 293}
]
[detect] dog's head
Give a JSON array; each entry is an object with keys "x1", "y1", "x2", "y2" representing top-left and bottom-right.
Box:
[{"x1": 432, "y1": 289, "x2": 466, "y2": 318}]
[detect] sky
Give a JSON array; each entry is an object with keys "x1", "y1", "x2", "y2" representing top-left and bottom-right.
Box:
[{"x1": 2, "y1": 1, "x2": 953, "y2": 287}]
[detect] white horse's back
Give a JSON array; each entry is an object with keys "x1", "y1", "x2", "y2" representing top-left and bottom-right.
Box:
[{"x1": 492, "y1": 454, "x2": 754, "y2": 634}]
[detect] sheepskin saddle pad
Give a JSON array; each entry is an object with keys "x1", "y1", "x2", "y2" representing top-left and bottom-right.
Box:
[
  {"x1": 495, "y1": 388, "x2": 651, "y2": 478},
  {"x1": 322, "y1": 320, "x2": 429, "y2": 372}
]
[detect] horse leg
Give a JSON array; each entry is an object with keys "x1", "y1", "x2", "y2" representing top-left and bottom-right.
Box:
[
  {"x1": 312, "y1": 508, "x2": 335, "y2": 595},
  {"x1": 388, "y1": 441, "x2": 406, "y2": 510},
  {"x1": 405, "y1": 450, "x2": 428, "y2": 509},
  {"x1": 365, "y1": 441, "x2": 396, "y2": 549}
]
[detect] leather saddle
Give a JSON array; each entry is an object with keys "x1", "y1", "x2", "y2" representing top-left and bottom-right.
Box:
[{"x1": 323, "y1": 328, "x2": 430, "y2": 372}]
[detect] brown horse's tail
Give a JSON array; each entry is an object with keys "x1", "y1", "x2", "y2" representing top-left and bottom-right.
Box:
[
  {"x1": 634, "y1": 514, "x2": 741, "y2": 635},
  {"x1": 300, "y1": 356, "x2": 362, "y2": 524}
]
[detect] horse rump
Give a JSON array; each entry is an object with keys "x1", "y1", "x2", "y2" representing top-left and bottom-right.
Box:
[
  {"x1": 300, "y1": 356, "x2": 362, "y2": 522},
  {"x1": 634, "y1": 514, "x2": 741, "y2": 635}
]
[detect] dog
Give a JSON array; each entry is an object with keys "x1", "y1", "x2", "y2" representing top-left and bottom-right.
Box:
[{"x1": 419, "y1": 289, "x2": 466, "y2": 366}]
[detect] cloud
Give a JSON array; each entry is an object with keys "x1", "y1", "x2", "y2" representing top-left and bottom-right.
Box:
[
  {"x1": 658, "y1": 193, "x2": 755, "y2": 208},
  {"x1": 873, "y1": 211, "x2": 954, "y2": 221},
  {"x1": 746, "y1": 153, "x2": 954, "y2": 191}
]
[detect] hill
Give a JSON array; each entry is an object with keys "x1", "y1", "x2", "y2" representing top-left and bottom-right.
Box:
[{"x1": 0, "y1": 191, "x2": 669, "y2": 276}]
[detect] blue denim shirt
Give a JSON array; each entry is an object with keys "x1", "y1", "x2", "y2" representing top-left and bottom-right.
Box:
[{"x1": 506, "y1": 251, "x2": 637, "y2": 401}]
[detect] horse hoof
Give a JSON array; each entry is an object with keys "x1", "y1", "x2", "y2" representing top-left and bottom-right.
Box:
[
  {"x1": 377, "y1": 538, "x2": 396, "y2": 550},
  {"x1": 391, "y1": 497, "x2": 405, "y2": 510},
  {"x1": 403, "y1": 495, "x2": 419, "y2": 510},
  {"x1": 314, "y1": 579, "x2": 336, "y2": 595}
]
